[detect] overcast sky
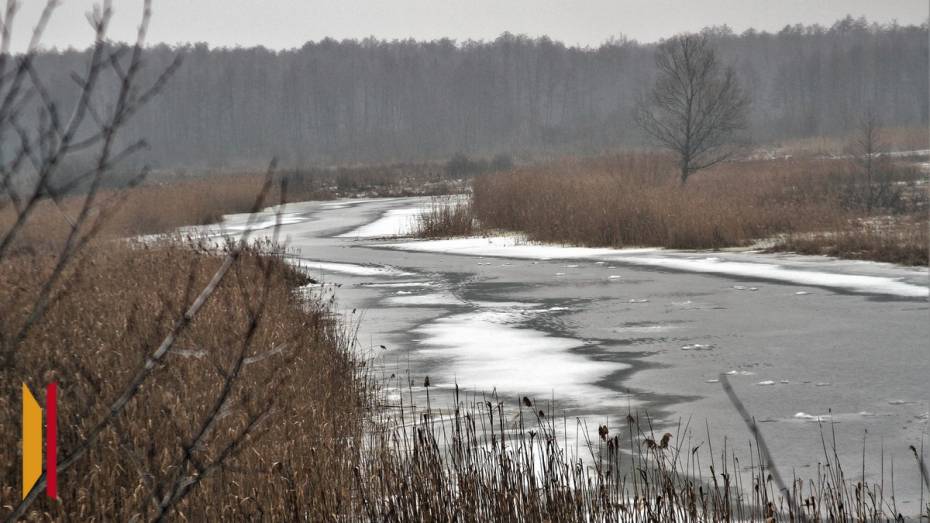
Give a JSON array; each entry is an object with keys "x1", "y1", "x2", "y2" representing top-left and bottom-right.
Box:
[{"x1": 15, "y1": 0, "x2": 929, "y2": 51}]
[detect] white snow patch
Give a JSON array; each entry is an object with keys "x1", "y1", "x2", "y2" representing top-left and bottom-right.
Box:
[
  {"x1": 414, "y1": 309, "x2": 631, "y2": 407},
  {"x1": 386, "y1": 292, "x2": 462, "y2": 306},
  {"x1": 296, "y1": 260, "x2": 413, "y2": 277},
  {"x1": 222, "y1": 212, "x2": 306, "y2": 232},
  {"x1": 681, "y1": 343, "x2": 713, "y2": 351},
  {"x1": 383, "y1": 236, "x2": 929, "y2": 298},
  {"x1": 361, "y1": 281, "x2": 436, "y2": 288},
  {"x1": 338, "y1": 207, "x2": 423, "y2": 238},
  {"x1": 386, "y1": 235, "x2": 657, "y2": 258}
]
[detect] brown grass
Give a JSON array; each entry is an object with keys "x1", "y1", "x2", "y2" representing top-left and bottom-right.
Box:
[
  {"x1": 414, "y1": 196, "x2": 476, "y2": 238},
  {"x1": 2, "y1": 165, "x2": 926, "y2": 519},
  {"x1": 366, "y1": 390, "x2": 929, "y2": 521},
  {"x1": 468, "y1": 153, "x2": 927, "y2": 263},
  {"x1": 0, "y1": 159, "x2": 470, "y2": 255},
  {"x1": 773, "y1": 125, "x2": 929, "y2": 158},
  {"x1": 0, "y1": 240, "x2": 368, "y2": 520},
  {"x1": 773, "y1": 216, "x2": 929, "y2": 266}
]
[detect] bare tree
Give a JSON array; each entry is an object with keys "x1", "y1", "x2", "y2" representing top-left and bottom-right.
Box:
[
  {"x1": 635, "y1": 34, "x2": 749, "y2": 184},
  {"x1": 847, "y1": 107, "x2": 887, "y2": 212}
]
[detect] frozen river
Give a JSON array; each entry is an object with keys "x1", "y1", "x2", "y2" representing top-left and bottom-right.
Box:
[{"x1": 202, "y1": 196, "x2": 929, "y2": 511}]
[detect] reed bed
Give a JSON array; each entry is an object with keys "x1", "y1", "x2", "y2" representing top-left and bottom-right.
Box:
[
  {"x1": 414, "y1": 196, "x2": 477, "y2": 238},
  {"x1": 466, "y1": 153, "x2": 927, "y2": 264},
  {"x1": 356, "y1": 381, "x2": 929, "y2": 521},
  {"x1": 0, "y1": 239, "x2": 369, "y2": 520},
  {"x1": 2, "y1": 233, "x2": 928, "y2": 519}
]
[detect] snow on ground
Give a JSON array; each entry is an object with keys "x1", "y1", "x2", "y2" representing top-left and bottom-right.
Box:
[
  {"x1": 388, "y1": 235, "x2": 657, "y2": 258},
  {"x1": 383, "y1": 236, "x2": 929, "y2": 298},
  {"x1": 611, "y1": 255, "x2": 927, "y2": 297},
  {"x1": 338, "y1": 207, "x2": 424, "y2": 238}
]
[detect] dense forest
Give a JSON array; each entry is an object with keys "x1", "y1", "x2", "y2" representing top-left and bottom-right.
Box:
[{"x1": 29, "y1": 16, "x2": 929, "y2": 169}]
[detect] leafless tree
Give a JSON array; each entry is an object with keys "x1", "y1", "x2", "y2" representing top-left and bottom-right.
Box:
[
  {"x1": 847, "y1": 107, "x2": 888, "y2": 212},
  {"x1": 635, "y1": 34, "x2": 750, "y2": 184}
]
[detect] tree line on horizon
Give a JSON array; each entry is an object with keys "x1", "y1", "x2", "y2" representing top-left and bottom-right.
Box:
[{"x1": 25, "y1": 15, "x2": 930, "y2": 172}]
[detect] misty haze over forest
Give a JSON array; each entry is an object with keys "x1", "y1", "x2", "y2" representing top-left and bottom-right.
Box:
[{"x1": 28, "y1": 16, "x2": 929, "y2": 170}]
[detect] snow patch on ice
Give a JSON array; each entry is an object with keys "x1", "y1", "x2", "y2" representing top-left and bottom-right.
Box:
[
  {"x1": 383, "y1": 236, "x2": 928, "y2": 298},
  {"x1": 413, "y1": 308, "x2": 631, "y2": 407},
  {"x1": 296, "y1": 260, "x2": 413, "y2": 277},
  {"x1": 338, "y1": 207, "x2": 423, "y2": 238},
  {"x1": 386, "y1": 292, "x2": 462, "y2": 306},
  {"x1": 681, "y1": 343, "x2": 713, "y2": 351},
  {"x1": 361, "y1": 281, "x2": 436, "y2": 288}
]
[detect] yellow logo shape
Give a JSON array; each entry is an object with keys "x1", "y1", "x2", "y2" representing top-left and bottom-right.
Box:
[{"x1": 22, "y1": 384, "x2": 42, "y2": 499}]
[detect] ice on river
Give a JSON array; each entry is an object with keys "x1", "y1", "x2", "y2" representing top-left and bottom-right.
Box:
[
  {"x1": 338, "y1": 207, "x2": 424, "y2": 238},
  {"x1": 413, "y1": 304, "x2": 632, "y2": 408},
  {"x1": 383, "y1": 236, "x2": 928, "y2": 298}
]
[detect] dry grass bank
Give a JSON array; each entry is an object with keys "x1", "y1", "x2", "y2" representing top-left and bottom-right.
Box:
[
  {"x1": 1, "y1": 159, "x2": 472, "y2": 255},
  {"x1": 772, "y1": 125, "x2": 929, "y2": 158},
  {"x1": 2, "y1": 167, "x2": 926, "y2": 520},
  {"x1": 413, "y1": 196, "x2": 476, "y2": 238},
  {"x1": 467, "y1": 153, "x2": 927, "y2": 264},
  {"x1": 0, "y1": 240, "x2": 368, "y2": 520},
  {"x1": 0, "y1": 176, "x2": 274, "y2": 255}
]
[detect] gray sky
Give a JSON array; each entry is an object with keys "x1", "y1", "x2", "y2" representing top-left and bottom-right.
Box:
[{"x1": 16, "y1": 0, "x2": 930, "y2": 51}]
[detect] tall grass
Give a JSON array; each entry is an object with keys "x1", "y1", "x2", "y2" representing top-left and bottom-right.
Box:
[
  {"x1": 357, "y1": 382, "x2": 929, "y2": 521},
  {"x1": 414, "y1": 196, "x2": 476, "y2": 238},
  {"x1": 0, "y1": 239, "x2": 369, "y2": 520},
  {"x1": 468, "y1": 153, "x2": 927, "y2": 263},
  {"x1": 2, "y1": 191, "x2": 928, "y2": 520}
]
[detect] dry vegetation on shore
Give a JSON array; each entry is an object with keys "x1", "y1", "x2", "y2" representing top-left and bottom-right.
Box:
[
  {"x1": 3, "y1": 174, "x2": 928, "y2": 520},
  {"x1": 0, "y1": 159, "x2": 471, "y2": 255},
  {"x1": 0, "y1": 237, "x2": 369, "y2": 520},
  {"x1": 457, "y1": 152, "x2": 928, "y2": 265}
]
